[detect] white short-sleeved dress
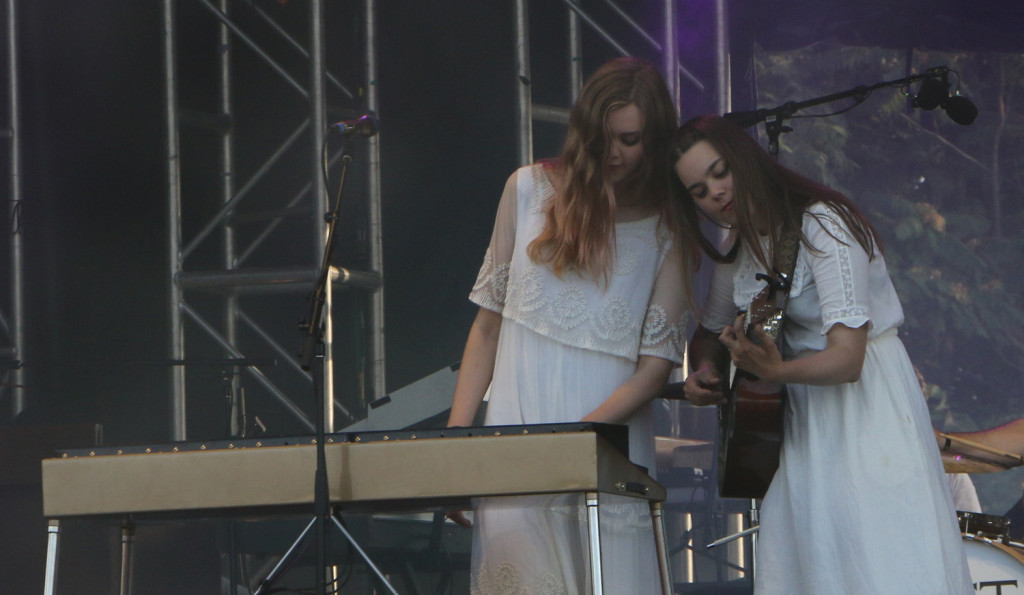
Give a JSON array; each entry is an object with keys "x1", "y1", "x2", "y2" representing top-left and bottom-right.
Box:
[
  {"x1": 467, "y1": 164, "x2": 690, "y2": 594},
  {"x1": 702, "y1": 203, "x2": 972, "y2": 594}
]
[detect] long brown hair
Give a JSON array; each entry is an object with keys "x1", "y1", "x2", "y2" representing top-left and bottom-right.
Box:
[
  {"x1": 671, "y1": 114, "x2": 880, "y2": 272},
  {"x1": 528, "y1": 58, "x2": 696, "y2": 284}
]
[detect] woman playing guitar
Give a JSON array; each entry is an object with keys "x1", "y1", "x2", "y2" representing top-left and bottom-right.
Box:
[{"x1": 671, "y1": 114, "x2": 972, "y2": 594}]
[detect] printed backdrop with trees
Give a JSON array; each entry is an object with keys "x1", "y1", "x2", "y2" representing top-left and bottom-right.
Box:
[{"x1": 747, "y1": 43, "x2": 1024, "y2": 511}]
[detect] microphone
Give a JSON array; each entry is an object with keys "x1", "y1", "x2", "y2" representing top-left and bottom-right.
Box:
[
  {"x1": 722, "y1": 109, "x2": 772, "y2": 129},
  {"x1": 330, "y1": 114, "x2": 379, "y2": 137},
  {"x1": 944, "y1": 95, "x2": 978, "y2": 126},
  {"x1": 912, "y1": 68, "x2": 978, "y2": 126}
]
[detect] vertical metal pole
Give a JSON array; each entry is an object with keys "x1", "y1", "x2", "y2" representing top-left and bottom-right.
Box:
[
  {"x1": 119, "y1": 521, "x2": 135, "y2": 595},
  {"x1": 365, "y1": 0, "x2": 385, "y2": 401},
  {"x1": 219, "y1": 0, "x2": 242, "y2": 437},
  {"x1": 43, "y1": 520, "x2": 61, "y2": 595},
  {"x1": 514, "y1": 0, "x2": 532, "y2": 166},
  {"x1": 568, "y1": 1, "x2": 582, "y2": 101},
  {"x1": 651, "y1": 502, "x2": 673, "y2": 595},
  {"x1": 585, "y1": 492, "x2": 604, "y2": 594},
  {"x1": 726, "y1": 512, "x2": 744, "y2": 580},
  {"x1": 164, "y1": 0, "x2": 187, "y2": 441},
  {"x1": 714, "y1": 0, "x2": 731, "y2": 116},
  {"x1": 324, "y1": 267, "x2": 336, "y2": 432},
  {"x1": 310, "y1": 1, "x2": 327, "y2": 250},
  {"x1": 662, "y1": 0, "x2": 679, "y2": 113},
  {"x1": 6, "y1": 0, "x2": 25, "y2": 416},
  {"x1": 310, "y1": 0, "x2": 330, "y2": 434}
]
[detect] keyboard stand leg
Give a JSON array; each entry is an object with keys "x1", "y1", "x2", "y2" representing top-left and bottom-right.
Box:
[
  {"x1": 329, "y1": 515, "x2": 398, "y2": 594},
  {"x1": 254, "y1": 517, "x2": 317, "y2": 593},
  {"x1": 651, "y1": 501, "x2": 673, "y2": 595},
  {"x1": 43, "y1": 519, "x2": 61, "y2": 595},
  {"x1": 252, "y1": 514, "x2": 399, "y2": 595},
  {"x1": 585, "y1": 492, "x2": 604, "y2": 595},
  {"x1": 119, "y1": 519, "x2": 135, "y2": 595}
]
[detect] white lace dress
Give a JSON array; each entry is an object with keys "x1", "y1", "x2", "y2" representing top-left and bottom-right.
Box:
[
  {"x1": 467, "y1": 164, "x2": 690, "y2": 594},
  {"x1": 702, "y1": 203, "x2": 972, "y2": 594}
]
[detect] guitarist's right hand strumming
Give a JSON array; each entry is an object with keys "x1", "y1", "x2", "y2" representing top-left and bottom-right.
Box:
[
  {"x1": 685, "y1": 362, "x2": 727, "y2": 406},
  {"x1": 683, "y1": 324, "x2": 731, "y2": 407}
]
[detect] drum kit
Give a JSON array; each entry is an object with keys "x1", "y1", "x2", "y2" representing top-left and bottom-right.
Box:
[
  {"x1": 940, "y1": 433, "x2": 1024, "y2": 592},
  {"x1": 654, "y1": 427, "x2": 1024, "y2": 590}
]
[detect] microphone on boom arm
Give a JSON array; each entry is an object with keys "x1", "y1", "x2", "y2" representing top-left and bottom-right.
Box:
[
  {"x1": 330, "y1": 114, "x2": 379, "y2": 137},
  {"x1": 722, "y1": 66, "x2": 978, "y2": 130},
  {"x1": 912, "y1": 67, "x2": 977, "y2": 126}
]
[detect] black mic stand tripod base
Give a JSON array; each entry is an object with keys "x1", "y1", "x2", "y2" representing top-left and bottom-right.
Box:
[{"x1": 253, "y1": 145, "x2": 398, "y2": 595}]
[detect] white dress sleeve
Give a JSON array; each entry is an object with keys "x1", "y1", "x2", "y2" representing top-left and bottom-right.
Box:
[
  {"x1": 469, "y1": 170, "x2": 519, "y2": 313},
  {"x1": 638, "y1": 239, "x2": 692, "y2": 364},
  {"x1": 700, "y1": 257, "x2": 739, "y2": 334},
  {"x1": 803, "y1": 206, "x2": 873, "y2": 335}
]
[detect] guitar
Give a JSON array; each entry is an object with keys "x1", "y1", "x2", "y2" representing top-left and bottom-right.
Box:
[{"x1": 716, "y1": 271, "x2": 789, "y2": 500}]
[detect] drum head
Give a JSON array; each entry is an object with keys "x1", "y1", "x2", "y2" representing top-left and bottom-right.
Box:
[{"x1": 963, "y1": 538, "x2": 1024, "y2": 592}]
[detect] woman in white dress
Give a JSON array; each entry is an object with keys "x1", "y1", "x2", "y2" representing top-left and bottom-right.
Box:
[
  {"x1": 672, "y1": 114, "x2": 972, "y2": 594},
  {"x1": 447, "y1": 58, "x2": 696, "y2": 594}
]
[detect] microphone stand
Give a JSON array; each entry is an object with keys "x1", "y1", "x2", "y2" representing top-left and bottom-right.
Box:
[
  {"x1": 726, "y1": 66, "x2": 952, "y2": 158},
  {"x1": 254, "y1": 141, "x2": 396, "y2": 595}
]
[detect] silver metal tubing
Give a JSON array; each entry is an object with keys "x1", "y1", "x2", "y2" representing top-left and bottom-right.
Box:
[
  {"x1": 119, "y1": 521, "x2": 135, "y2": 595},
  {"x1": 569, "y1": 3, "x2": 582, "y2": 100},
  {"x1": 331, "y1": 515, "x2": 399, "y2": 594},
  {"x1": 515, "y1": 0, "x2": 532, "y2": 166},
  {"x1": 43, "y1": 520, "x2": 60, "y2": 595},
  {"x1": 532, "y1": 103, "x2": 571, "y2": 125},
  {"x1": 235, "y1": 146, "x2": 346, "y2": 266},
  {"x1": 164, "y1": 0, "x2": 186, "y2": 441},
  {"x1": 6, "y1": 0, "x2": 25, "y2": 416},
  {"x1": 196, "y1": 0, "x2": 309, "y2": 98},
  {"x1": 177, "y1": 266, "x2": 380, "y2": 293},
  {"x1": 220, "y1": 0, "x2": 240, "y2": 439},
  {"x1": 180, "y1": 302, "x2": 315, "y2": 431},
  {"x1": 586, "y1": 492, "x2": 604, "y2": 595},
  {"x1": 560, "y1": 0, "x2": 630, "y2": 57},
  {"x1": 181, "y1": 120, "x2": 310, "y2": 261},
  {"x1": 706, "y1": 524, "x2": 759, "y2": 549},
  {"x1": 662, "y1": 0, "x2": 678, "y2": 110},
  {"x1": 603, "y1": 0, "x2": 661, "y2": 50},
  {"x1": 366, "y1": 0, "x2": 386, "y2": 401},
  {"x1": 250, "y1": 2, "x2": 355, "y2": 99},
  {"x1": 254, "y1": 518, "x2": 316, "y2": 593},
  {"x1": 715, "y1": 0, "x2": 731, "y2": 115},
  {"x1": 651, "y1": 502, "x2": 673, "y2": 595},
  {"x1": 236, "y1": 309, "x2": 312, "y2": 379}
]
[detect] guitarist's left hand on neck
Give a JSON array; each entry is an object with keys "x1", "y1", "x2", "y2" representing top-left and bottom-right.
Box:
[{"x1": 719, "y1": 315, "x2": 785, "y2": 383}]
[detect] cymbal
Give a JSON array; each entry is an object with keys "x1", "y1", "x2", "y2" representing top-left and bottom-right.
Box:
[
  {"x1": 655, "y1": 436, "x2": 711, "y2": 452},
  {"x1": 655, "y1": 436, "x2": 713, "y2": 470},
  {"x1": 939, "y1": 432, "x2": 1024, "y2": 474},
  {"x1": 942, "y1": 452, "x2": 1019, "y2": 474}
]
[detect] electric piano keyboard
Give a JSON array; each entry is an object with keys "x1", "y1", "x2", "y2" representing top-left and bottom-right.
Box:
[{"x1": 41, "y1": 423, "x2": 663, "y2": 518}]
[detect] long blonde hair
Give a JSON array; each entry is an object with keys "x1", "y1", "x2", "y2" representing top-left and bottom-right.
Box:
[{"x1": 527, "y1": 58, "x2": 695, "y2": 283}]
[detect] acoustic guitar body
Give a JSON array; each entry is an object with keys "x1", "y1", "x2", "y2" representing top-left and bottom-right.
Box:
[{"x1": 717, "y1": 367, "x2": 785, "y2": 499}]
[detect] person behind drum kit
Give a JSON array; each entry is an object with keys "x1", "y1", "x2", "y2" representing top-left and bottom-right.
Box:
[
  {"x1": 671, "y1": 114, "x2": 973, "y2": 593},
  {"x1": 445, "y1": 57, "x2": 698, "y2": 594}
]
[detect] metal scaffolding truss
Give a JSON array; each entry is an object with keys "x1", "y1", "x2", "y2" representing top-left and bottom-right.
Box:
[
  {"x1": 163, "y1": 0, "x2": 384, "y2": 441},
  {"x1": 2, "y1": 0, "x2": 24, "y2": 420},
  {"x1": 513, "y1": 0, "x2": 731, "y2": 167},
  {"x1": 2, "y1": 0, "x2": 728, "y2": 441}
]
